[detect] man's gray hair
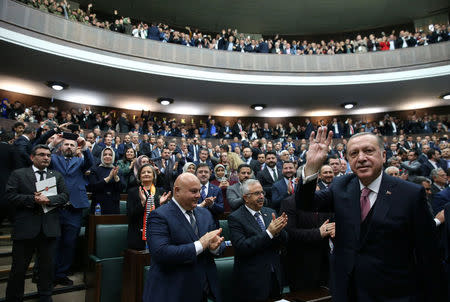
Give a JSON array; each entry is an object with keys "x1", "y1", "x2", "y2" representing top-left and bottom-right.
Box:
[
  {"x1": 385, "y1": 166, "x2": 399, "y2": 175},
  {"x1": 241, "y1": 179, "x2": 261, "y2": 195},
  {"x1": 430, "y1": 168, "x2": 444, "y2": 179}
]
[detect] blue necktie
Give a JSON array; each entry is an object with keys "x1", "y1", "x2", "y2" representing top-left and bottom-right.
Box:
[
  {"x1": 254, "y1": 212, "x2": 266, "y2": 232},
  {"x1": 186, "y1": 210, "x2": 199, "y2": 237},
  {"x1": 201, "y1": 185, "x2": 206, "y2": 200}
]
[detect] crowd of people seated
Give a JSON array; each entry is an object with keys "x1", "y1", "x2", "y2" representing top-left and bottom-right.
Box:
[
  {"x1": 18, "y1": 0, "x2": 450, "y2": 55},
  {"x1": 1, "y1": 99, "x2": 449, "y2": 300}
]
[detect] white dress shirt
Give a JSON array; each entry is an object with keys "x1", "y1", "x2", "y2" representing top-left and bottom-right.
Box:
[{"x1": 244, "y1": 205, "x2": 274, "y2": 239}]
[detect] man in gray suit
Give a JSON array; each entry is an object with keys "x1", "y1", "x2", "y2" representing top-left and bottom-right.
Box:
[
  {"x1": 226, "y1": 164, "x2": 253, "y2": 211},
  {"x1": 5, "y1": 144, "x2": 69, "y2": 302}
]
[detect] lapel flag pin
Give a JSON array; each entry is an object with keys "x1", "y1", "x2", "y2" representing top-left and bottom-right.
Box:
[
  {"x1": 263, "y1": 213, "x2": 267, "y2": 216},
  {"x1": 386, "y1": 190, "x2": 391, "y2": 195}
]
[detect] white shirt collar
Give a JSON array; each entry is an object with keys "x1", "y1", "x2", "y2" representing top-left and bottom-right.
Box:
[
  {"x1": 359, "y1": 172, "x2": 383, "y2": 194},
  {"x1": 245, "y1": 205, "x2": 260, "y2": 217},
  {"x1": 172, "y1": 198, "x2": 188, "y2": 214},
  {"x1": 22, "y1": 134, "x2": 30, "y2": 141},
  {"x1": 32, "y1": 165, "x2": 47, "y2": 173}
]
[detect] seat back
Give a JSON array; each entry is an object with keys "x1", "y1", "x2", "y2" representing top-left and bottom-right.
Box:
[
  {"x1": 95, "y1": 224, "x2": 128, "y2": 258},
  {"x1": 215, "y1": 256, "x2": 234, "y2": 302},
  {"x1": 219, "y1": 220, "x2": 230, "y2": 241},
  {"x1": 119, "y1": 200, "x2": 127, "y2": 214}
]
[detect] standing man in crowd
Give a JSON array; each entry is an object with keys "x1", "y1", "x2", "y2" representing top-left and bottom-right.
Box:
[
  {"x1": 50, "y1": 135, "x2": 94, "y2": 286},
  {"x1": 227, "y1": 164, "x2": 253, "y2": 211},
  {"x1": 143, "y1": 173, "x2": 225, "y2": 302},
  {"x1": 271, "y1": 161, "x2": 297, "y2": 213},
  {"x1": 195, "y1": 163, "x2": 224, "y2": 222},
  {"x1": 257, "y1": 151, "x2": 281, "y2": 205},
  {"x1": 5, "y1": 144, "x2": 69, "y2": 301},
  {"x1": 228, "y1": 179, "x2": 288, "y2": 301},
  {"x1": 297, "y1": 128, "x2": 440, "y2": 301}
]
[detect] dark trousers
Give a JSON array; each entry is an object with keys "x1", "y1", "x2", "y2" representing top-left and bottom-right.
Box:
[
  {"x1": 6, "y1": 232, "x2": 56, "y2": 302},
  {"x1": 55, "y1": 207, "x2": 82, "y2": 279}
]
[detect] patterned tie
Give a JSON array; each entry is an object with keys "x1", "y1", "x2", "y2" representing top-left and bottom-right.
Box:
[
  {"x1": 272, "y1": 168, "x2": 278, "y2": 182},
  {"x1": 201, "y1": 185, "x2": 207, "y2": 200},
  {"x1": 287, "y1": 180, "x2": 294, "y2": 194},
  {"x1": 254, "y1": 212, "x2": 266, "y2": 232},
  {"x1": 360, "y1": 187, "x2": 371, "y2": 221},
  {"x1": 186, "y1": 210, "x2": 199, "y2": 237}
]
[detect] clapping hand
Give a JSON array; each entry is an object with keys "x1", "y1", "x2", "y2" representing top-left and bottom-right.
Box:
[
  {"x1": 199, "y1": 228, "x2": 223, "y2": 250},
  {"x1": 319, "y1": 219, "x2": 336, "y2": 238},
  {"x1": 159, "y1": 191, "x2": 171, "y2": 205},
  {"x1": 267, "y1": 212, "x2": 288, "y2": 236},
  {"x1": 304, "y1": 127, "x2": 333, "y2": 177},
  {"x1": 201, "y1": 196, "x2": 216, "y2": 208},
  {"x1": 34, "y1": 192, "x2": 50, "y2": 205}
]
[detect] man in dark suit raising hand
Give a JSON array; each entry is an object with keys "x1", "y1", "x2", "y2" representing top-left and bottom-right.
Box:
[
  {"x1": 297, "y1": 128, "x2": 440, "y2": 302},
  {"x1": 5, "y1": 144, "x2": 69, "y2": 302}
]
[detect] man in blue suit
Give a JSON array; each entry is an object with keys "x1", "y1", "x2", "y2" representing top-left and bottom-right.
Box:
[
  {"x1": 271, "y1": 161, "x2": 297, "y2": 213},
  {"x1": 144, "y1": 173, "x2": 225, "y2": 302},
  {"x1": 195, "y1": 163, "x2": 224, "y2": 221},
  {"x1": 297, "y1": 129, "x2": 440, "y2": 301},
  {"x1": 228, "y1": 179, "x2": 288, "y2": 301},
  {"x1": 49, "y1": 135, "x2": 94, "y2": 285}
]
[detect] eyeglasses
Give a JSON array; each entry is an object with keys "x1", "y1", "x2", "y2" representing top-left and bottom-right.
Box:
[
  {"x1": 35, "y1": 153, "x2": 51, "y2": 158},
  {"x1": 246, "y1": 191, "x2": 266, "y2": 197}
]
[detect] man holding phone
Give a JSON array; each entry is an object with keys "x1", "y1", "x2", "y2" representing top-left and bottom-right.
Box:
[{"x1": 49, "y1": 134, "x2": 94, "y2": 285}]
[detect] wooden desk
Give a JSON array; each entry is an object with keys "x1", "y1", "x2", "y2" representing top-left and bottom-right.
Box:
[{"x1": 121, "y1": 249, "x2": 151, "y2": 302}]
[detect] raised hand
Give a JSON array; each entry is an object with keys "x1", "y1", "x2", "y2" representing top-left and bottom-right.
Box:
[
  {"x1": 304, "y1": 127, "x2": 333, "y2": 177},
  {"x1": 139, "y1": 187, "x2": 147, "y2": 206},
  {"x1": 267, "y1": 212, "x2": 288, "y2": 236},
  {"x1": 199, "y1": 228, "x2": 222, "y2": 250},
  {"x1": 159, "y1": 191, "x2": 171, "y2": 205}
]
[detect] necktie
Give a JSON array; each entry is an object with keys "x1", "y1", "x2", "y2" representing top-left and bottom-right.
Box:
[
  {"x1": 254, "y1": 212, "x2": 266, "y2": 232},
  {"x1": 360, "y1": 187, "x2": 371, "y2": 221},
  {"x1": 272, "y1": 168, "x2": 278, "y2": 182},
  {"x1": 186, "y1": 210, "x2": 199, "y2": 237},
  {"x1": 201, "y1": 185, "x2": 206, "y2": 200},
  {"x1": 36, "y1": 170, "x2": 45, "y2": 181},
  {"x1": 287, "y1": 180, "x2": 294, "y2": 194}
]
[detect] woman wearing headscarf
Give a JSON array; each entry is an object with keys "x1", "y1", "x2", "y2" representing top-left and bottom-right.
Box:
[
  {"x1": 116, "y1": 147, "x2": 137, "y2": 192},
  {"x1": 87, "y1": 147, "x2": 124, "y2": 214},
  {"x1": 210, "y1": 164, "x2": 236, "y2": 212},
  {"x1": 127, "y1": 164, "x2": 171, "y2": 250},
  {"x1": 182, "y1": 162, "x2": 196, "y2": 174}
]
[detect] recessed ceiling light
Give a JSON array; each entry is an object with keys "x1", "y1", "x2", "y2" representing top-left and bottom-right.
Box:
[
  {"x1": 157, "y1": 97, "x2": 174, "y2": 106},
  {"x1": 46, "y1": 81, "x2": 69, "y2": 91},
  {"x1": 441, "y1": 93, "x2": 450, "y2": 100},
  {"x1": 341, "y1": 102, "x2": 357, "y2": 109},
  {"x1": 250, "y1": 104, "x2": 266, "y2": 111}
]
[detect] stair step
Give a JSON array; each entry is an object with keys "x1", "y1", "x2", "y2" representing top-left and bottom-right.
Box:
[{"x1": 0, "y1": 272, "x2": 85, "y2": 301}]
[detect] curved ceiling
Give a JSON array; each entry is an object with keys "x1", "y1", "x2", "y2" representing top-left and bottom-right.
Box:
[{"x1": 79, "y1": 0, "x2": 449, "y2": 35}]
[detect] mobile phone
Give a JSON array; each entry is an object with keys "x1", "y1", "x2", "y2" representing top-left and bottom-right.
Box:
[{"x1": 62, "y1": 132, "x2": 79, "y2": 141}]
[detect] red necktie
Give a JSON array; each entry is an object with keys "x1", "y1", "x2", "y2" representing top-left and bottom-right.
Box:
[{"x1": 360, "y1": 187, "x2": 371, "y2": 221}]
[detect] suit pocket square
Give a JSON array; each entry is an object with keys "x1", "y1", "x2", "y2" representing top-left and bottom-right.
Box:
[{"x1": 386, "y1": 190, "x2": 391, "y2": 195}]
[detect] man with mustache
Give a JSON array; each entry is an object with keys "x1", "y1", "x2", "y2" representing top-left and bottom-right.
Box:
[{"x1": 297, "y1": 129, "x2": 439, "y2": 302}]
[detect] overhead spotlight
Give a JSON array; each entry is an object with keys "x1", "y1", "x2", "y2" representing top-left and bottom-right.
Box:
[
  {"x1": 46, "y1": 81, "x2": 69, "y2": 91},
  {"x1": 440, "y1": 93, "x2": 450, "y2": 100},
  {"x1": 250, "y1": 104, "x2": 266, "y2": 111},
  {"x1": 341, "y1": 102, "x2": 356, "y2": 109},
  {"x1": 157, "y1": 97, "x2": 174, "y2": 106}
]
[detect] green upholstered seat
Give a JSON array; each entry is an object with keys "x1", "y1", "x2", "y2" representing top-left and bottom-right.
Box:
[
  {"x1": 119, "y1": 200, "x2": 127, "y2": 215},
  {"x1": 95, "y1": 224, "x2": 128, "y2": 258},
  {"x1": 215, "y1": 256, "x2": 234, "y2": 302},
  {"x1": 219, "y1": 220, "x2": 230, "y2": 241}
]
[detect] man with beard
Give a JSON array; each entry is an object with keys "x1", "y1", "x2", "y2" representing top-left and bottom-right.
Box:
[
  {"x1": 49, "y1": 135, "x2": 94, "y2": 285},
  {"x1": 317, "y1": 165, "x2": 334, "y2": 190},
  {"x1": 271, "y1": 161, "x2": 297, "y2": 213},
  {"x1": 227, "y1": 164, "x2": 253, "y2": 211},
  {"x1": 257, "y1": 151, "x2": 282, "y2": 205},
  {"x1": 228, "y1": 179, "x2": 288, "y2": 301}
]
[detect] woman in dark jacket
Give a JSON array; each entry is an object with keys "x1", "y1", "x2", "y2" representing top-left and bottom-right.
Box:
[
  {"x1": 127, "y1": 164, "x2": 171, "y2": 250},
  {"x1": 116, "y1": 147, "x2": 137, "y2": 192},
  {"x1": 88, "y1": 147, "x2": 124, "y2": 214}
]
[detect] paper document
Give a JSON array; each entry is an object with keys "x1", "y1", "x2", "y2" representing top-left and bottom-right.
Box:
[{"x1": 35, "y1": 177, "x2": 57, "y2": 213}]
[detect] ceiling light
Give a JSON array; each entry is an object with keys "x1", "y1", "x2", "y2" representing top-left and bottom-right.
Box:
[
  {"x1": 250, "y1": 104, "x2": 266, "y2": 111},
  {"x1": 441, "y1": 93, "x2": 450, "y2": 100},
  {"x1": 46, "y1": 81, "x2": 69, "y2": 91},
  {"x1": 157, "y1": 97, "x2": 174, "y2": 106},
  {"x1": 341, "y1": 102, "x2": 356, "y2": 109}
]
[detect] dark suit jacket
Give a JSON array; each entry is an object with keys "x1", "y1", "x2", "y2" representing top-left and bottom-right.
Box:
[
  {"x1": 271, "y1": 178, "x2": 295, "y2": 213},
  {"x1": 143, "y1": 200, "x2": 224, "y2": 302},
  {"x1": 431, "y1": 187, "x2": 450, "y2": 215},
  {"x1": 126, "y1": 186, "x2": 164, "y2": 250},
  {"x1": 198, "y1": 183, "x2": 224, "y2": 219},
  {"x1": 5, "y1": 167, "x2": 69, "y2": 240},
  {"x1": 228, "y1": 205, "x2": 288, "y2": 301},
  {"x1": 296, "y1": 173, "x2": 440, "y2": 301},
  {"x1": 154, "y1": 158, "x2": 178, "y2": 192},
  {"x1": 257, "y1": 166, "x2": 282, "y2": 204},
  {"x1": 421, "y1": 160, "x2": 437, "y2": 177},
  {"x1": 50, "y1": 150, "x2": 93, "y2": 209},
  {"x1": 14, "y1": 135, "x2": 33, "y2": 168},
  {"x1": 0, "y1": 142, "x2": 19, "y2": 206},
  {"x1": 281, "y1": 195, "x2": 334, "y2": 290}
]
